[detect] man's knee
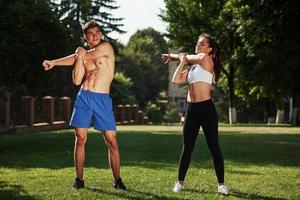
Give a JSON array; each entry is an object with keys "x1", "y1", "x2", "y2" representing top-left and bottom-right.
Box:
[
  {"x1": 103, "y1": 132, "x2": 118, "y2": 150},
  {"x1": 76, "y1": 135, "x2": 87, "y2": 146},
  {"x1": 75, "y1": 129, "x2": 88, "y2": 146}
]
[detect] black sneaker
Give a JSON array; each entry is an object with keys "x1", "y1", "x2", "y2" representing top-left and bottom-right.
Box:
[
  {"x1": 113, "y1": 178, "x2": 126, "y2": 190},
  {"x1": 73, "y1": 177, "x2": 84, "y2": 190}
]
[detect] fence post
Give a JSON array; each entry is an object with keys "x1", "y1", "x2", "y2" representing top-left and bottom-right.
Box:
[
  {"x1": 60, "y1": 97, "x2": 71, "y2": 123},
  {"x1": 117, "y1": 105, "x2": 125, "y2": 124},
  {"x1": 21, "y1": 96, "x2": 35, "y2": 126},
  {"x1": 125, "y1": 104, "x2": 134, "y2": 124},
  {"x1": 43, "y1": 96, "x2": 54, "y2": 124},
  {"x1": 137, "y1": 110, "x2": 144, "y2": 124},
  {"x1": 132, "y1": 104, "x2": 138, "y2": 124},
  {"x1": 0, "y1": 92, "x2": 11, "y2": 131},
  {"x1": 143, "y1": 116, "x2": 149, "y2": 124}
]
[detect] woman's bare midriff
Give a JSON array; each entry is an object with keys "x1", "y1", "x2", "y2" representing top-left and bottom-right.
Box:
[{"x1": 187, "y1": 82, "x2": 212, "y2": 103}]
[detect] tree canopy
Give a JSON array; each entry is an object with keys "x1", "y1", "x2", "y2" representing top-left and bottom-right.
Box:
[
  {"x1": 52, "y1": 0, "x2": 125, "y2": 46},
  {"x1": 118, "y1": 28, "x2": 169, "y2": 106},
  {"x1": 161, "y1": 0, "x2": 300, "y2": 123},
  {"x1": 0, "y1": 0, "x2": 73, "y2": 96}
]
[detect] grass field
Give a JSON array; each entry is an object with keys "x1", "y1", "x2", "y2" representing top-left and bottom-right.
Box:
[{"x1": 0, "y1": 125, "x2": 299, "y2": 200}]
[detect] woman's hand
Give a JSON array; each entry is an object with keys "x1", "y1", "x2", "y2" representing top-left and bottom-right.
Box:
[
  {"x1": 161, "y1": 54, "x2": 171, "y2": 64},
  {"x1": 179, "y1": 53, "x2": 187, "y2": 64}
]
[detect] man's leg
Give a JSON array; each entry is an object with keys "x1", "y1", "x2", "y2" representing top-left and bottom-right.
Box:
[
  {"x1": 102, "y1": 130, "x2": 126, "y2": 190},
  {"x1": 74, "y1": 128, "x2": 88, "y2": 181},
  {"x1": 102, "y1": 130, "x2": 120, "y2": 180}
]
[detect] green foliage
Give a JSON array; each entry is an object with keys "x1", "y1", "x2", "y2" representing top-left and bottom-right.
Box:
[
  {"x1": 163, "y1": 103, "x2": 180, "y2": 123},
  {"x1": 53, "y1": 0, "x2": 125, "y2": 46},
  {"x1": 213, "y1": 0, "x2": 300, "y2": 102},
  {"x1": 161, "y1": 0, "x2": 225, "y2": 52},
  {"x1": 119, "y1": 28, "x2": 169, "y2": 106},
  {"x1": 231, "y1": 0, "x2": 300, "y2": 101},
  {"x1": 0, "y1": 0, "x2": 74, "y2": 96},
  {"x1": 111, "y1": 72, "x2": 136, "y2": 105},
  {"x1": 162, "y1": 0, "x2": 300, "y2": 119},
  {"x1": 145, "y1": 102, "x2": 163, "y2": 124}
]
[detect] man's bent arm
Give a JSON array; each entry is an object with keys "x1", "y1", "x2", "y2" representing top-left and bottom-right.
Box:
[
  {"x1": 72, "y1": 55, "x2": 85, "y2": 85},
  {"x1": 84, "y1": 42, "x2": 112, "y2": 61}
]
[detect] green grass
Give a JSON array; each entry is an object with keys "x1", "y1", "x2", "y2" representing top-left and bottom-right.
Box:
[{"x1": 0, "y1": 125, "x2": 299, "y2": 200}]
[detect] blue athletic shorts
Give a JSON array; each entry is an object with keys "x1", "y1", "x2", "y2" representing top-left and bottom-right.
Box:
[{"x1": 69, "y1": 89, "x2": 116, "y2": 131}]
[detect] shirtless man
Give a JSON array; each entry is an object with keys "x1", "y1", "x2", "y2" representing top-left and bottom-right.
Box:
[{"x1": 42, "y1": 21, "x2": 126, "y2": 190}]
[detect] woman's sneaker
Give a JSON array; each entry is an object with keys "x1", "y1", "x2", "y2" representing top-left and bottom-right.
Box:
[
  {"x1": 173, "y1": 182, "x2": 184, "y2": 192},
  {"x1": 218, "y1": 185, "x2": 229, "y2": 195}
]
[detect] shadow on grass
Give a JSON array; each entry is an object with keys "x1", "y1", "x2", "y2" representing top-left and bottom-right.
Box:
[
  {"x1": 185, "y1": 188, "x2": 287, "y2": 200},
  {"x1": 230, "y1": 189, "x2": 287, "y2": 200},
  {"x1": 85, "y1": 186, "x2": 185, "y2": 200},
  {"x1": 0, "y1": 181, "x2": 37, "y2": 200},
  {"x1": 0, "y1": 130, "x2": 299, "y2": 169}
]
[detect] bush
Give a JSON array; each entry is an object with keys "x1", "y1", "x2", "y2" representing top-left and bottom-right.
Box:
[
  {"x1": 163, "y1": 103, "x2": 181, "y2": 123},
  {"x1": 145, "y1": 102, "x2": 163, "y2": 124}
]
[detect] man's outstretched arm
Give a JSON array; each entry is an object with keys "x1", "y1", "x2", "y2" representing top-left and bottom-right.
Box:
[{"x1": 42, "y1": 54, "x2": 76, "y2": 70}]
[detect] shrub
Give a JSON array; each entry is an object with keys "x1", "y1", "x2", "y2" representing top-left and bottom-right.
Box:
[{"x1": 145, "y1": 102, "x2": 163, "y2": 124}]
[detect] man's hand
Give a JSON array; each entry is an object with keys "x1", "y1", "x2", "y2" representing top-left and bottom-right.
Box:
[
  {"x1": 75, "y1": 47, "x2": 86, "y2": 59},
  {"x1": 162, "y1": 54, "x2": 171, "y2": 64},
  {"x1": 43, "y1": 60, "x2": 55, "y2": 70}
]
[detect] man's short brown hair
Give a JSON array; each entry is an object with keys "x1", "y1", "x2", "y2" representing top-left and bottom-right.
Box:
[{"x1": 82, "y1": 20, "x2": 102, "y2": 34}]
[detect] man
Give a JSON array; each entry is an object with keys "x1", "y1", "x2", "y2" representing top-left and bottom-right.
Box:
[{"x1": 42, "y1": 21, "x2": 126, "y2": 190}]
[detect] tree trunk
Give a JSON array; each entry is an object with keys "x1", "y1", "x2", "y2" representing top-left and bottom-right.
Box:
[
  {"x1": 229, "y1": 107, "x2": 237, "y2": 124},
  {"x1": 288, "y1": 97, "x2": 293, "y2": 123},
  {"x1": 228, "y1": 90, "x2": 236, "y2": 124},
  {"x1": 227, "y1": 65, "x2": 236, "y2": 124},
  {"x1": 292, "y1": 89, "x2": 300, "y2": 126},
  {"x1": 275, "y1": 97, "x2": 284, "y2": 124}
]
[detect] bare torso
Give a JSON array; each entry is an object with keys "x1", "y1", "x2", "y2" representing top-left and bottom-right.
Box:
[
  {"x1": 81, "y1": 43, "x2": 115, "y2": 93},
  {"x1": 187, "y1": 82, "x2": 211, "y2": 102}
]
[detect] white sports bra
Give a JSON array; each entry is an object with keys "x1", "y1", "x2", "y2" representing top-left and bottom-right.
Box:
[{"x1": 187, "y1": 64, "x2": 213, "y2": 85}]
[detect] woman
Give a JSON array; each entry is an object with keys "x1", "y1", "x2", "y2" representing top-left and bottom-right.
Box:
[{"x1": 162, "y1": 33, "x2": 228, "y2": 195}]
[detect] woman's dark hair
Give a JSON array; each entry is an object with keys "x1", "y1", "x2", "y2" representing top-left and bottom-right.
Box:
[{"x1": 199, "y1": 33, "x2": 221, "y2": 83}]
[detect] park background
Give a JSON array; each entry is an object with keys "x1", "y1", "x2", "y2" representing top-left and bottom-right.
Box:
[{"x1": 0, "y1": 0, "x2": 299, "y2": 200}]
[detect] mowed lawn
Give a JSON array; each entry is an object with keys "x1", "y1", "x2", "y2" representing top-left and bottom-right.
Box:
[{"x1": 0, "y1": 125, "x2": 299, "y2": 200}]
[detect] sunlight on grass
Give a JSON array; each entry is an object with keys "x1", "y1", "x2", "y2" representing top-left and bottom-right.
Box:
[{"x1": 0, "y1": 125, "x2": 299, "y2": 199}]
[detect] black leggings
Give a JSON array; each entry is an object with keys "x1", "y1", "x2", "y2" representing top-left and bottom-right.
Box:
[{"x1": 178, "y1": 99, "x2": 224, "y2": 183}]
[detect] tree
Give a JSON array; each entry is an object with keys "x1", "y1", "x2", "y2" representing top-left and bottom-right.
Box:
[
  {"x1": 160, "y1": 0, "x2": 241, "y2": 123},
  {"x1": 110, "y1": 72, "x2": 136, "y2": 105},
  {"x1": 230, "y1": 0, "x2": 300, "y2": 124},
  {"x1": 161, "y1": 0, "x2": 300, "y2": 124},
  {"x1": 52, "y1": 0, "x2": 125, "y2": 46},
  {"x1": 0, "y1": 0, "x2": 73, "y2": 96},
  {"x1": 160, "y1": 0, "x2": 224, "y2": 51},
  {"x1": 118, "y1": 28, "x2": 169, "y2": 107}
]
